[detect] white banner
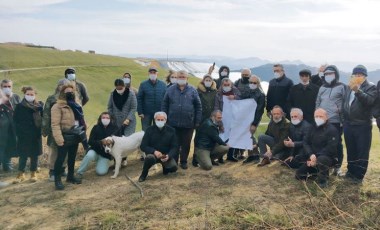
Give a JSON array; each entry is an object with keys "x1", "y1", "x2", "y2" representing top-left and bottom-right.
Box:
[{"x1": 219, "y1": 96, "x2": 257, "y2": 150}]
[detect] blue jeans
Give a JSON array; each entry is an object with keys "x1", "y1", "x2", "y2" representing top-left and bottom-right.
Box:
[
  {"x1": 344, "y1": 123, "x2": 372, "y2": 180},
  {"x1": 141, "y1": 114, "x2": 154, "y2": 131},
  {"x1": 258, "y1": 134, "x2": 275, "y2": 155},
  {"x1": 77, "y1": 150, "x2": 110, "y2": 176}
]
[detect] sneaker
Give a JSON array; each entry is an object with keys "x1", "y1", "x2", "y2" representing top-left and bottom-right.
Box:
[
  {"x1": 332, "y1": 167, "x2": 344, "y2": 176},
  {"x1": 192, "y1": 159, "x2": 199, "y2": 167},
  {"x1": 66, "y1": 176, "x2": 82, "y2": 184}
]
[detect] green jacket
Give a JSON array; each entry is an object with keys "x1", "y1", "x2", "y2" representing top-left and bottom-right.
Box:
[
  {"x1": 42, "y1": 94, "x2": 58, "y2": 146},
  {"x1": 265, "y1": 117, "x2": 290, "y2": 154}
]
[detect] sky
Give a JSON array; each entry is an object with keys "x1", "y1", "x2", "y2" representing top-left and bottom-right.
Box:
[{"x1": 1, "y1": 0, "x2": 380, "y2": 66}]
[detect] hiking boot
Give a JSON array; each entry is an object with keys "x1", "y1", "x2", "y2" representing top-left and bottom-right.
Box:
[
  {"x1": 13, "y1": 172, "x2": 26, "y2": 184},
  {"x1": 243, "y1": 155, "x2": 260, "y2": 164},
  {"x1": 180, "y1": 163, "x2": 188, "y2": 170},
  {"x1": 257, "y1": 157, "x2": 271, "y2": 167},
  {"x1": 211, "y1": 160, "x2": 219, "y2": 166},
  {"x1": 30, "y1": 171, "x2": 38, "y2": 183},
  {"x1": 55, "y1": 178, "x2": 65, "y2": 190},
  {"x1": 66, "y1": 176, "x2": 82, "y2": 184}
]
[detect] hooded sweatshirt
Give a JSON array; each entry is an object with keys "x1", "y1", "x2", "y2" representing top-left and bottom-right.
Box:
[
  {"x1": 315, "y1": 65, "x2": 347, "y2": 124},
  {"x1": 215, "y1": 65, "x2": 230, "y2": 89}
]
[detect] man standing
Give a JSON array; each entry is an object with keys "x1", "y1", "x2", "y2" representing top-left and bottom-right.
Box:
[
  {"x1": 162, "y1": 70, "x2": 202, "y2": 169},
  {"x1": 311, "y1": 64, "x2": 327, "y2": 87},
  {"x1": 138, "y1": 112, "x2": 178, "y2": 182},
  {"x1": 257, "y1": 105, "x2": 290, "y2": 166},
  {"x1": 283, "y1": 108, "x2": 312, "y2": 169},
  {"x1": 1, "y1": 79, "x2": 21, "y2": 110},
  {"x1": 194, "y1": 110, "x2": 229, "y2": 170},
  {"x1": 287, "y1": 69, "x2": 319, "y2": 124},
  {"x1": 296, "y1": 108, "x2": 338, "y2": 188},
  {"x1": 137, "y1": 67, "x2": 167, "y2": 131},
  {"x1": 315, "y1": 65, "x2": 346, "y2": 176},
  {"x1": 64, "y1": 68, "x2": 89, "y2": 106},
  {"x1": 343, "y1": 65, "x2": 378, "y2": 183},
  {"x1": 266, "y1": 64, "x2": 293, "y2": 119}
]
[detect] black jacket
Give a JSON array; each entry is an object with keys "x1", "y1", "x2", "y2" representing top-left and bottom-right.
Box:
[
  {"x1": 288, "y1": 120, "x2": 312, "y2": 157},
  {"x1": 303, "y1": 122, "x2": 338, "y2": 161},
  {"x1": 343, "y1": 80, "x2": 378, "y2": 126},
  {"x1": 0, "y1": 104, "x2": 17, "y2": 157},
  {"x1": 215, "y1": 65, "x2": 230, "y2": 89},
  {"x1": 88, "y1": 121, "x2": 120, "y2": 160},
  {"x1": 371, "y1": 80, "x2": 380, "y2": 119},
  {"x1": 140, "y1": 125, "x2": 178, "y2": 159},
  {"x1": 311, "y1": 74, "x2": 323, "y2": 87},
  {"x1": 194, "y1": 118, "x2": 226, "y2": 150},
  {"x1": 266, "y1": 75, "x2": 294, "y2": 117},
  {"x1": 287, "y1": 83, "x2": 319, "y2": 124}
]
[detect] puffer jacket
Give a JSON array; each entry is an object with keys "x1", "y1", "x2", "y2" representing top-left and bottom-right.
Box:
[
  {"x1": 137, "y1": 79, "x2": 167, "y2": 116},
  {"x1": 51, "y1": 99, "x2": 76, "y2": 146},
  {"x1": 215, "y1": 65, "x2": 230, "y2": 89},
  {"x1": 197, "y1": 81, "x2": 217, "y2": 122},
  {"x1": 303, "y1": 122, "x2": 338, "y2": 161},
  {"x1": 140, "y1": 124, "x2": 178, "y2": 159},
  {"x1": 316, "y1": 65, "x2": 346, "y2": 124},
  {"x1": 194, "y1": 118, "x2": 227, "y2": 151},
  {"x1": 242, "y1": 88, "x2": 265, "y2": 127},
  {"x1": 343, "y1": 80, "x2": 377, "y2": 126},
  {"x1": 265, "y1": 117, "x2": 290, "y2": 155},
  {"x1": 162, "y1": 83, "x2": 202, "y2": 128},
  {"x1": 266, "y1": 75, "x2": 294, "y2": 116}
]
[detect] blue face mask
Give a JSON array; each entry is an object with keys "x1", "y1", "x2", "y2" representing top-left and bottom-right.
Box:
[{"x1": 67, "y1": 73, "x2": 76, "y2": 81}]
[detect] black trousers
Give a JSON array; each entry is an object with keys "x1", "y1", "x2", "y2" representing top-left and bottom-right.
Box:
[
  {"x1": 18, "y1": 155, "x2": 38, "y2": 172},
  {"x1": 296, "y1": 155, "x2": 333, "y2": 182},
  {"x1": 54, "y1": 144, "x2": 78, "y2": 178},
  {"x1": 331, "y1": 123, "x2": 344, "y2": 168},
  {"x1": 344, "y1": 124, "x2": 372, "y2": 180},
  {"x1": 141, "y1": 154, "x2": 178, "y2": 177},
  {"x1": 285, "y1": 154, "x2": 308, "y2": 169},
  {"x1": 173, "y1": 127, "x2": 194, "y2": 164}
]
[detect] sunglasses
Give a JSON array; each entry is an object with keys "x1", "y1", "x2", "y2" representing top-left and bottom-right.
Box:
[{"x1": 249, "y1": 82, "x2": 258, "y2": 84}]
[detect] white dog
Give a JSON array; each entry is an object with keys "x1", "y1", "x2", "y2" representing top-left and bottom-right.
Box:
[{"x1": 102, "y1": 131, "x2": 145, "y2": 178}]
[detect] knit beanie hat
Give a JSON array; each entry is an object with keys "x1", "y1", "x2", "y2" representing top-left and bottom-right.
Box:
[{"x1": 352, "y1": 65, "x2": 367, "y2": 76}]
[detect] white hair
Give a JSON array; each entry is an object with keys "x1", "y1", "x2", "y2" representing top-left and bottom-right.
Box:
[
  {"x1": 154, "y1": 111, "x2": 167, "y2": 120},
  {"x1": 290, "y1": 108, "x2": 303, "y2": 116},
  {"x1": 177, "y1": 70, "x2": 188, "y2": 77}
]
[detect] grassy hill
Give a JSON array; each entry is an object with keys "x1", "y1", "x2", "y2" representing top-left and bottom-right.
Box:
[
  {"x1": 0, "y1": 44, "x2": 379, "y2": 229},
  {"x1": 0, "y1": 44, "x2": 200, "y2": 127}
]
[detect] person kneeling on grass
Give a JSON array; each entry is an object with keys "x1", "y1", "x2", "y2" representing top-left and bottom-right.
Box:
[
  {"x1": 194, "y1": 110, "x2": 229, "y2": 170},
  {"x1": 295, "y1": 108, "x2": 338, "y2": 188},
  {"x1": 77, "y1": 112, "x2": 121, "y2": 178},
  {"x1": 138, "y1": 112, "x2": 178, "y2": 182}
]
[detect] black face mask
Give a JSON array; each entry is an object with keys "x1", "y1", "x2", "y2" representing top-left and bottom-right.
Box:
[
  {"x1": 65, "y1": 92, "x2": 75, "y2": 101},
  {"x1": 242, "y1": 77, "x2": 249, "y2": 84}
]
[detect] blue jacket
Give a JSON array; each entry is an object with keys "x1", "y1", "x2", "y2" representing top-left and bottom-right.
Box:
[
  {"x1": 137, "y1": 79, "x2": 167, "y2": 116},
  {"x1": 162, "y1": 84, "x2": 202, "y2": 128}
]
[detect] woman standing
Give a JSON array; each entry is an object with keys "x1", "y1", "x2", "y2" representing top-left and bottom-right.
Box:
[
  {"x1": 197, "y1": 74, "x2": 218, "y2": 122},
  {"x1": 108, "y1": 79, "x2": 137, "y2": 136},
  {"x1": 122, "y1": 72, "x2": 138, "y2": 95},
  {"x1": 13, "y1": 86, "x2": 43, "y2": 183},
  {"x1": 165, "y1": 70, "x2": 177, "y2": 88},
  {"x1": 0, "y1": 91, "x2": 17, "y2": 173},
  {"x1": 51, "y1": 84, "x2": 83, "y2": 190}
]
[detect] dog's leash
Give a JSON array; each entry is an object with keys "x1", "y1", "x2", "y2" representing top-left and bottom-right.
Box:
[{"x1": 125, "y1": 174, "x2": 144, "y2": 198}]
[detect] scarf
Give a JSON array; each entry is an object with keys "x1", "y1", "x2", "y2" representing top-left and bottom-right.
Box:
[
  {"x1": 21, "y1": 99, "x2": 43, "y2": 128},
  {"x1": 112, "y1": 88, "x2": 129, "y2": 111},
  {"x1": 67, "y1": 99, "x2": 86, "y2": 128}
]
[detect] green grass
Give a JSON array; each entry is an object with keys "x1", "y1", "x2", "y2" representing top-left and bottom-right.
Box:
[{"x1": 0, "y1": 44, "x2": 200, "y2": 129}]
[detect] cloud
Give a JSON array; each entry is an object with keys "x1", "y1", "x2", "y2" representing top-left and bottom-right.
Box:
[{"x1": 0, "y1": 0, "x2": 71, "y2": 14}]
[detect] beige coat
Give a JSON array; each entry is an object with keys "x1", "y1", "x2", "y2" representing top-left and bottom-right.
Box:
[{"x1": 51, "y1": 99, "x2": 75, "y2": 146}]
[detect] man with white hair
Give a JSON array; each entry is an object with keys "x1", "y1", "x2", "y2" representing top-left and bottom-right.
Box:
[
  {"x1": 138, "y1": 111, "x2": 178, "y2": 182},
  {"x1": 283, "y1": 108, "x2": 312, "y2": 168},
  {"x1": 295, "y1": 108, "x2": 338, "y2": 188},
  {"x1": 162, "y1": 70, "x2": 202, "y2": 169}
]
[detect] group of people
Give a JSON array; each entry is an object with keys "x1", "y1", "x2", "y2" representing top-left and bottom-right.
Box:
[{"x1": 0, "y1": 63, "x2": 379, "y2": 190}]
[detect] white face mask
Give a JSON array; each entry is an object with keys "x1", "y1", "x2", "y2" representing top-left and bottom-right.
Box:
[
  {"x1": 170, "y1": 78, "x2": 177, "y2": 84},
  {"x1": 249, "y1": 83, "x2": 257, "y2": 90},
  {"x1": 67, "y1": 73, "x2": 76, "y2": 81},
  {"x1": 177, "y1": 79, "x2": 187, "y2": 85},
  {"x1": 116, "y1": 89, "x2": 125, "y2": 95},
  {"x1": 220, "y1": 71, "x2": 228, "y2": 77},
  {"x1": 2, "y1": 87, "x2": 12, "y2": 96},
  {"x1": 123, "y1": 78, "x2": 131, "y2": 84},
  {"x1": 223, "y1": 86, "x2": 231, "y2": 92},
  {"x1": 318, "y1": 72, "x2": 324, "y2": 77},
  {"x1": 274, "y1": 72, "x2": 282, "y2": 79},
  {"x1": 101, "y1": 118, "x2": 110, "y2": 126},
  {"x1": 301, "y1": 81, "x2": 310, "y2": 86},
  {"x1": 291, "y1": 119, "x2": 301, "y2": 125},
  {"x1": 149, "y1": 74, "x2": 157, "y2": 81},
  {"x1": 204, "y1": 81, "x2": 212, "y2": 88},
  {"x1": 315, "y1": 118, "x2": 325, "y2": 127},
  {"x1": 324, "y1": 75, "x2": 335, "y2": 84},
  {"x1": 273, "y1": 118, "x2": 282, "y2": 123},
  {"x1": 155, "y1": 120, "x2": 166, "y2": 129},
  {"x1": 25, "y1": 95, "x2": 35, "y2": 102}
]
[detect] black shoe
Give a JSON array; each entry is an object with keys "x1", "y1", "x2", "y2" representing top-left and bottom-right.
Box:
[
  {"x1": 243, "y1": 155, "x2": 260, "y2": 164},
  {"x1": 226, "y1": 157, "x2": 238, "y2": 162},
  {"x1": 218, "y1": 157, "x2": 225, "y2": 164},
  {"x1": 237, "y1": 155, "x2": 246, "y2": 160},
  {"x1": 212, "y1": 160, "x2": 219, "y2": 166},
  {"x1": 318, "y1": 180, "x2": 328, "y2": 188},
  {"x1": 163, "y1": 168, "x2": 169, "y2": 175},
  {"x1": 192, "y1": 159, "x2": 199, "y2": 167},
  {"x1": 138, "y1": 175, "x2": 146, "y2": 182},
  {"x1": 66, "y1": 176, "x2": 82, "y2": 184},
  {"x1": 180, "y1": 163, "x2": 188, "y2": 170},
  {"x1": 55, "y1": 180, "x2": 65, "y2": 190}
]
